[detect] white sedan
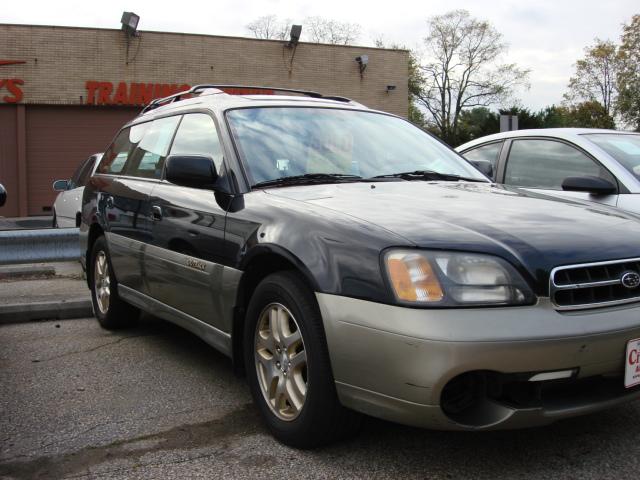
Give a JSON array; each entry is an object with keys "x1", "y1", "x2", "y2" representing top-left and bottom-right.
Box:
[
  {"x1": 52, "y1": 153, "x2": 102, "y2": 228},
  {"x1": 456, "y1": 129, "x2": 640, "y2": 214}
]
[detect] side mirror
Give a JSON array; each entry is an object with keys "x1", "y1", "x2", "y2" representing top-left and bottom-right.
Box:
[
  {"x1": 0, "y1": 183, "x2": 6, "y2": 207},
  {"x1": 469, "y1": 160, "x2": 494, "y2": 179},
  {"x1": 165, "y1": 155, "x2": 218, "y2": 189},
  {"x1": 561, "y1": 176, "x2": 617, "y2": 195},
  {"x1": 53, "y1": 179, "x2": 70, "y2": 191}
]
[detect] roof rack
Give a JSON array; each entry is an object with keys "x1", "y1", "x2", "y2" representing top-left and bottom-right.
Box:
[{"x1": 141, "y1": 84, "x2": 354, "y2": 114}]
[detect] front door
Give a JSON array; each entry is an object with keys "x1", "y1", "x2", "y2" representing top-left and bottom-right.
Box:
[{"x1": 146, "y1": 113, "x2": 231, "y2": 331}]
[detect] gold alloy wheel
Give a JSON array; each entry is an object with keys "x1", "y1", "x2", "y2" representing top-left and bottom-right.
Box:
[
  {"x1": 94, "y1": 251, "x2": 111, "y2": 314},
  {"x1": 254, "y1": 303, "x2": 308, "y2": 421}
]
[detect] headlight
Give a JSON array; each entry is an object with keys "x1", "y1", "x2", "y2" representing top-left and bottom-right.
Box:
[{"x1": 384, "y1": 250, "x2": 535, "y2": 307}]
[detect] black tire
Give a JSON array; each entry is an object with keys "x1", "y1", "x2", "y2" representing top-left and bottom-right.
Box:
[
  {"x1": 244, "y1": 271, "x2": 362, "y2": 448},
  {"x1": 52, "y1": 211, "x2": 58, "y2": 228},
  {"x1": 89, "y1": 236, "x2": 139, "y2": 330}
]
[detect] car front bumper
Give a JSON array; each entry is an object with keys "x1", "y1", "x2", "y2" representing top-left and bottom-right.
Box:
[{"x1": 316, "y1": 294, "x2": 640, "y2": 430}]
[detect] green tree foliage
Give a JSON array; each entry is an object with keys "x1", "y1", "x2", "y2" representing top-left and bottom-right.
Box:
[
  {"x1": 539, "y1": 103, "x2": 614, "y2": 129},
  {"x1": 564, "y1": 40, "x2": 620, "y2": 116},
  {"x1": 498, "y1": 106, "x2": 544, "y2": 130},
  {"x1": 415, "y1": 10, "x2": 529, "y2": 145},
  {"x1": 617, "y1": 15, "x2": 640, "y2": 131},
  {"x1": 456, "y1": 108, "x2": 499, "y2": 145},
  {"x1": 455, "y1": 102, "x2": 615, "y2": 146},
  {"x1": 563, "y1": 101, "x2": 616, "y2": 129},
  {"x1": 537, "y1": 105, "x2": 569, "y2": 128},
  {"x1": 407, "y1": 50, "x2": 427, "y2": 127}
]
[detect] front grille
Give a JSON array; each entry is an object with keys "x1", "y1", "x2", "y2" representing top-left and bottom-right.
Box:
[{"x1": 550, "y1": 258, "x2": 640, "y2": 310}]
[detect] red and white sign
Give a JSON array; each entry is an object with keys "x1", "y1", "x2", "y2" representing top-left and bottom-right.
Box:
[
  {"x1": 84, "y1": 81, "x2": 276, "y2": 106},
  {"x1": 625, "y1": 338, "x2": 640, "y2": 388},
  {"x1": 0, "y1": 60, "x2": 26, "y2": 103}
]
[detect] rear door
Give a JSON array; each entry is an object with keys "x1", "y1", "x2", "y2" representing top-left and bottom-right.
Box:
[
  {"x1": 96, "y1": 116, "x2": 180, "y2": 293},
  {"x1": 501, "y1": 138, "x2": 619, "y2": 208},
  {"x1": 146, "y1": 112, "x2": 230, "y2": 329}
]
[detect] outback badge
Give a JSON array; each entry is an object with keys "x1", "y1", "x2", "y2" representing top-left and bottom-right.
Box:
[{"x1": 186, "y1": 257, "x2": 206, "y2": 272}]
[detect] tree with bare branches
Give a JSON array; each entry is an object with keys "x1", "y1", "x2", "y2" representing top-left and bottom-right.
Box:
[
  {"x1": 617, "y1": 15, "x2": 640, "y2": 131},
  {"x1": 304, "y1": 17, "x2": 360, "y2": 45},
  {"x1": 415, "y1": 10, "x2": 529, "y2": 145},
  {"x1": 246, "y1": 15, "x2": 291, "y2": 40},
  {"x1": 564, "y1": 39, "x2": 620, "y2": 117},
  {"x1": 245, "y1": 15, "x2": 360, "y2": 45}
]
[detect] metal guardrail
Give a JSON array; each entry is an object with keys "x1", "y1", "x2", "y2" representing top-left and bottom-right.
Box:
[{"x1": 0, "y1": 228, "x2": 80, "y2": 265}]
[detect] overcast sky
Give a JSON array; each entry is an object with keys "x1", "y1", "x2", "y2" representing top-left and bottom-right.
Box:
[{"x1": 3, "y1": 0, "x2": 637, "y2": 110}]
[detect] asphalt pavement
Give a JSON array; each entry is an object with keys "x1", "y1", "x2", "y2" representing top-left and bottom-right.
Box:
[{"x1": 1, "y1": 315, "x2": 640, "y2": 479}]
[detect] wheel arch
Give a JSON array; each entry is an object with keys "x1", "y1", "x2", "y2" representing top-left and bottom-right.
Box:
[
  {"x1": 85, "y1": 223, "x2": 105, "y2": 287},
  {"x1": 231, "y1": 245, "x2": 320, "y2": 374}
]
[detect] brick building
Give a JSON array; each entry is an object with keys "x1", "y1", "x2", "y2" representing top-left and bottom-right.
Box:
[{"x1": 0, "y1": 23, "x2": 408, "y2": 217}]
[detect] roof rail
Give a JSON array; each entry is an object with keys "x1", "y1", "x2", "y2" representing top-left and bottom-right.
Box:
[{"x1": 141, "y1": 84, "x2": 354, "y2": 114}]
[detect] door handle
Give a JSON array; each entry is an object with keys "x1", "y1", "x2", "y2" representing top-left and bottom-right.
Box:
[{"x1": 151, "y1": 205, "x2": 163, "y2": 221}]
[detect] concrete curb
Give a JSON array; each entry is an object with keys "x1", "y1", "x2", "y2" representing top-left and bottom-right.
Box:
[
  {"x1": 0, "y1": 298, "x2": 93, "y2": 324},
  {"x1": 0, "y1": 264, "x2": 56, "y2": 280}
]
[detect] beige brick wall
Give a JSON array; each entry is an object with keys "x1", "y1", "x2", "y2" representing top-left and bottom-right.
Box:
[{"x1": 0, "y1": 24, "x2": 408, "y2": 117}]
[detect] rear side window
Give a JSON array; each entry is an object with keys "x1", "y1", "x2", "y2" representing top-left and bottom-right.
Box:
[
  {"x1": 125, "y1": 116, "x2": 182, "y2": 179},
  {"x1": 97, "y1": 124, "x2": 148, "y2": 175},
  {"x1": 504, "y1": 139, "x2": 616, "y2": 190},
  {"x1": 461, "y1": 142, "x2": 502, "y2": 180},
  {"x1": 170, "y1": 113, "x2": 224, "y2": 171}
]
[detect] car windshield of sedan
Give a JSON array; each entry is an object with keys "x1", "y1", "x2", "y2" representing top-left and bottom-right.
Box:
[
  {"x1": 226, "y1": 107, "x2": 487, "y2": 186},
  {"x1": 583, "y1": 133, "x2": 640, "y2": 181}
]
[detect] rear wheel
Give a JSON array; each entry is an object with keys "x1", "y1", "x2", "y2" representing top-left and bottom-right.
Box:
[
  {"x1": 244, "y1": 271, "x2": 362, "y2": 448},
  {"x1": 52, "y1": 210, "x2": 58, "y2": 228},
  {"x1": 89, "y1": 236, "x2": 138, "y2": 329}
]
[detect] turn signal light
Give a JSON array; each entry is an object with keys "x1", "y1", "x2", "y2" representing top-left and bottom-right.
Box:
[{"x1": 387, "y1": 253, "x2": 444, "y2": 303}]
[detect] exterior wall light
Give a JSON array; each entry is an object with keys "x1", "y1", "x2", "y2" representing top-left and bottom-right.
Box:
[
  {"x1": 121, "y1": 12, "x2": 140, "y2": 37},
  {"x1": 287, "y1": 25, "x2": 302, "y2": 48},
  {"x1": 356, "y1": 55, "x2": 368, "y2": 76},
  {"x1": 386, "y1": 85, "x2": 396, "y2": 93}
]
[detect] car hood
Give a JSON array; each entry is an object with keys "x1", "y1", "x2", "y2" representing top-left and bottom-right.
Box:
[{"x1": 267, "y1": 181, "x2": 640, "y2": 288}]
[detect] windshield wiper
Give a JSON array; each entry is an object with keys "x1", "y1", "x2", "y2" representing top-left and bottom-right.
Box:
[
  {"x1": 370, "y1": 170, "x2": 486, "y2": 182},
  {"x1": 252, "y1": 173, "x2": 363, "y2": 189}
]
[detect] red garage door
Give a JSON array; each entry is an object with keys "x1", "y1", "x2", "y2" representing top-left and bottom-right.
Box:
[
  {"x1": 0, "y1": 105, "x2": 18, "y2": 217},
  {"x1": 25, "y1": 106, "x2": 138, "y2": 215}
]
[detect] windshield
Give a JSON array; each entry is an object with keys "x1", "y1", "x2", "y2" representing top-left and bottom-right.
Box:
[
  {"x1": 226, "y1": 107, "x2": 487, "y2": 186},
  {"x1": 583, "y1": 133, "x2": 640, "y2": 181}
]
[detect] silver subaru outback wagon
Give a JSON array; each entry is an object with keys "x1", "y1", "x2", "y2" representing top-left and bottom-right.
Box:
[{"x1": 81, "y1": 85, "x2": 640, "y2": 448}]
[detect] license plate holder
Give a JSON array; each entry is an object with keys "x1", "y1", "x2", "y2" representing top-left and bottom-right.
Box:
[{"x1": 625, "y1": 337, "x2": 640, "y2": 388}]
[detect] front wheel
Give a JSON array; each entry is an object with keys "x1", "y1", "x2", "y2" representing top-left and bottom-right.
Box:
[
  {"x1": 244, "y1": 271, "x2": 361, "y2": 448},
  {"x1": 89, "y1": 236, "x2": 139, "y2": 329}
]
